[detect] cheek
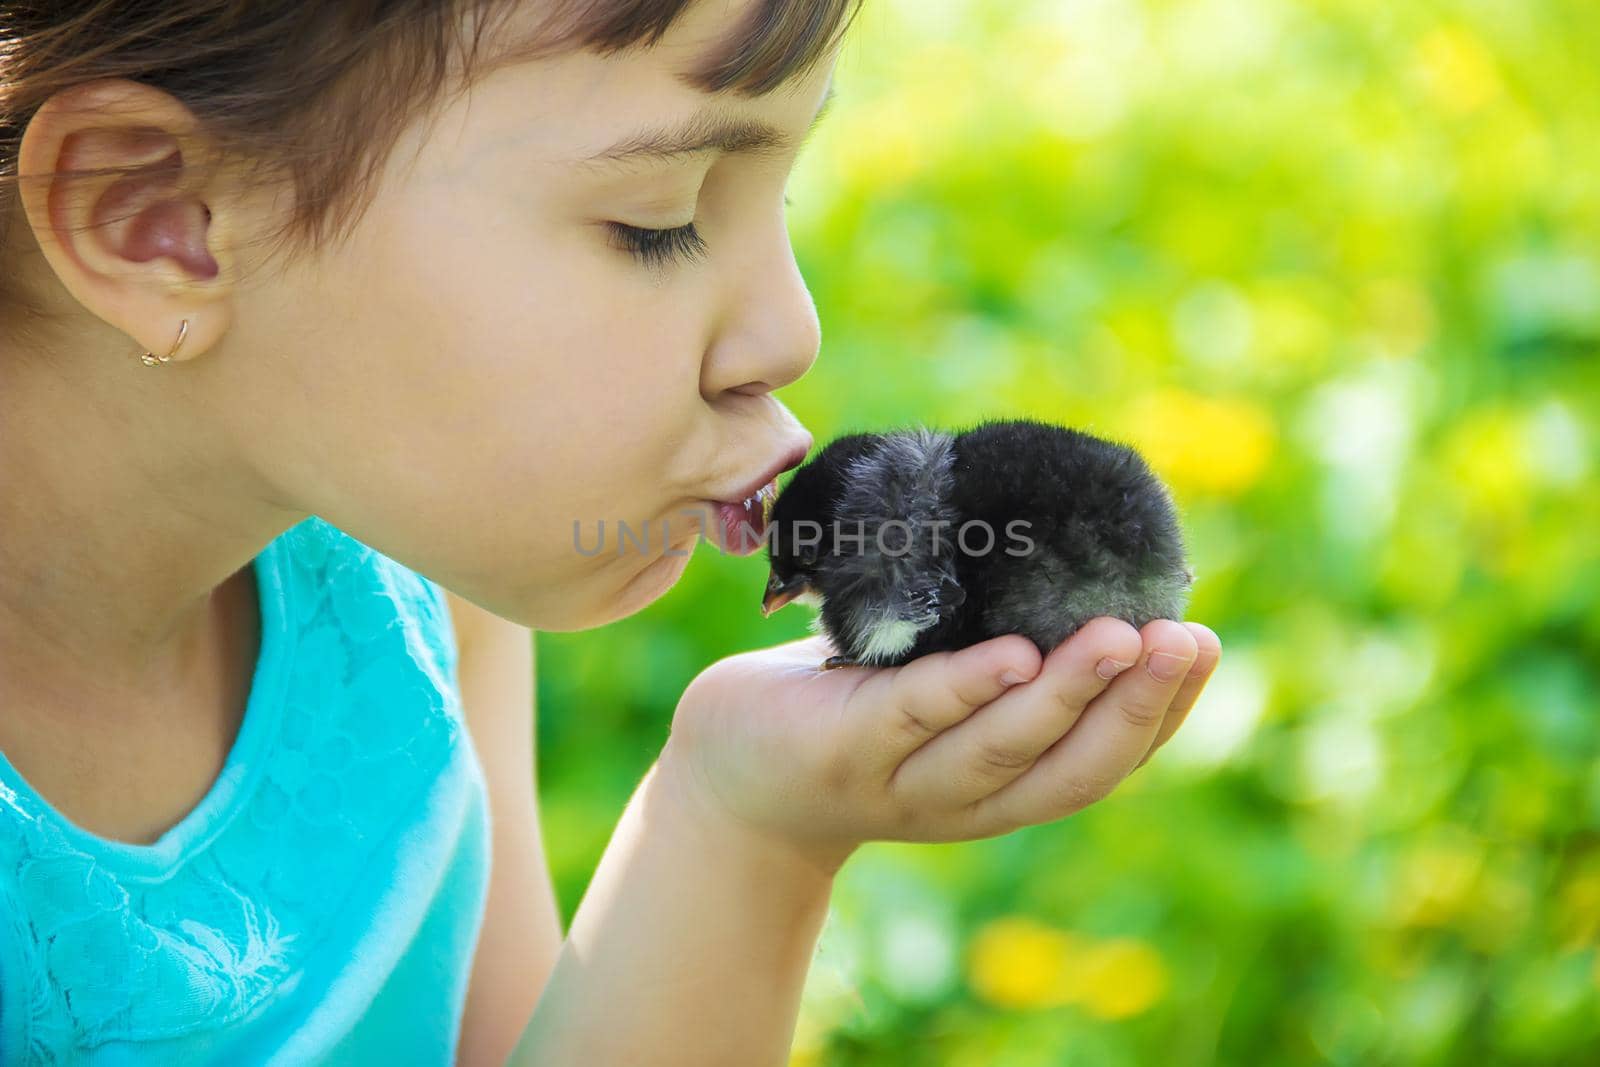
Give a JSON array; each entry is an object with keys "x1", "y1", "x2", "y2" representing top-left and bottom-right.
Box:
[{"x1": 259, "y1": 187, "x2": 714, "y2": 606}]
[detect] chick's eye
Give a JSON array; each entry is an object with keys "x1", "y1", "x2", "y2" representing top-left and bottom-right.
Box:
[{"x1": 607, "y1": 221, "x2": 708, "y2": 268}]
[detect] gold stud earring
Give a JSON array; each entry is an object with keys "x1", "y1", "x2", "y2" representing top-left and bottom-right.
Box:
[{"x1": 138, "y1": 319, "x2": 189, "y2": 367}]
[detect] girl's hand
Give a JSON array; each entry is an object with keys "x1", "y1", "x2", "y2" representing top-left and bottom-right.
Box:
[{"x1": 658, "y1": 617, "x2": 1222, "y2": 876}]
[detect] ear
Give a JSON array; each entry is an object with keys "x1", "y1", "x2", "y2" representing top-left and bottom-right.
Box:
[{"x1": 14, "y1": 77, "x2": 237, "y2": 363}]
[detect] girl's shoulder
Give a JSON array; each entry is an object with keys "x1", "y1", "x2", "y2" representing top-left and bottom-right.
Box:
[{"x1": 0, "y1": 514, "x2": 486, "y2": 1064}]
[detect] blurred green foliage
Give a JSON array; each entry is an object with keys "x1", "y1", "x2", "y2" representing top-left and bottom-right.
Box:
[{"x1": 534, "y1": 0, "x2": 1600, "y2": 1063}]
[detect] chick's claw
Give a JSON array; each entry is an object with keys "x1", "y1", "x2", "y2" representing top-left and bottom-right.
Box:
[{"x1": 820, "y1": 655, "x2": 861, "y2": 671}]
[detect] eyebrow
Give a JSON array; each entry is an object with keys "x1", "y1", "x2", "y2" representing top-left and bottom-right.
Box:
[{"x1": 581, "y1": 84, "x2": 838, "y2": 167}]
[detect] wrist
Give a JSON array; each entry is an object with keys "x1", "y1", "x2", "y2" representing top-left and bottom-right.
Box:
[{"x1": 654, "y1": 739, "x2": 858, "y2": 882}]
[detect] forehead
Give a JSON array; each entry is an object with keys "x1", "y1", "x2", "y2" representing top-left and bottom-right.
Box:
[
  {"x1": 462, "y1": 0, "x2": 840, "y2": 163},
  {"x1": 480, "y1": 0, "x2": 851, "y2": 90}
]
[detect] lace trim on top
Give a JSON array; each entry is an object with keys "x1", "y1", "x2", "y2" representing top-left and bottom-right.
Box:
[{"x1": 0, "y1": 516, "x2": 467, "y2": 1060}]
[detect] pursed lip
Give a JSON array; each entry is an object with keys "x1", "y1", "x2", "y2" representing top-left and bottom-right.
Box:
[{"x1": 715, "y1": 434, "x2": 813, "y2": 506}]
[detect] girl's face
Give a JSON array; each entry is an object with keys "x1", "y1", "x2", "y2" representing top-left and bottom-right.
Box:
[{"x1": 229, "y1": 0, "x2": 834, "y2": 630}]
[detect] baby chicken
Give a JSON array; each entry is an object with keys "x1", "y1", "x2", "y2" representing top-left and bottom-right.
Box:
[{"x1": 762, "y1": 418, "x2": 1196, "y2": 669}]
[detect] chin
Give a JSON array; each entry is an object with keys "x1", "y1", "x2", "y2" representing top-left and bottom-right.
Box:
[{"x1": 610, "y1": 544, "x2": 695, "y2": 619}]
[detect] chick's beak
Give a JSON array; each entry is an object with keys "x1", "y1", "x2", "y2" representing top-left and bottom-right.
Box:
[{"x1": 762, "y1": 571, "x2": 815, "y2": 617}]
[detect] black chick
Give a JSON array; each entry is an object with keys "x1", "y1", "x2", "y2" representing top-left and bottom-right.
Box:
[{"x1": 762, "y1": 418, "x2": 1196, "y2": 670}]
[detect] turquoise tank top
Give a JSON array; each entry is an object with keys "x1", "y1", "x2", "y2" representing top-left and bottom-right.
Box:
[{"x1": 0, "y1": 516, "x2": 492, "y2": 1064}]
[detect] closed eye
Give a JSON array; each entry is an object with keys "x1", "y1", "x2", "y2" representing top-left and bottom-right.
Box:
[
  {"x1": 609, "y1": 190, "x2": 795, "y2": 269},
  {"x1": 607, "y1": 221, "x2": 708, "y2": 268}
]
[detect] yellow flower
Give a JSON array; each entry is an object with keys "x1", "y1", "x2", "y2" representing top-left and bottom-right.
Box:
[
  {"x1": 967, "y1": 918, "x2": 1169, "y2": 1019},
  {"x1": 967, "y1": 917, "x2": 1083, "y2": 1009},
  {"x1": 1122, "y1": 389, "x2": 1277, "y2": 498},
  {"x1": 1074, "y1": 938, "x2": 1170, "y2": 1020}
]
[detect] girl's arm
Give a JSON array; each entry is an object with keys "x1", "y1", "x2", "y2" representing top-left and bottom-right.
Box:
[
  {"x1": 445, "y1": 596, "x2": 835, "y2": 1067},
  {"x1": 499, "y1": 618, "x2": 1218, "y2": 1066},
  {"x1": 506, "y1": 750, "x2": 836, "y2": 1067},
  {"x1": 445, "y1": 593, "x2": 564, "y2": 1067}
]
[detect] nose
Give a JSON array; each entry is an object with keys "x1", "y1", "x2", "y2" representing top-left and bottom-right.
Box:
[{"x1": 701, "y1": 227, "x2": 821, "y2": 398}]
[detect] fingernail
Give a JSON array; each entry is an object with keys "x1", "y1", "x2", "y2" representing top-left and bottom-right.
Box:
[
  {"x1": 1095, "y1": 657, "x2": 1134, "y2": 681},
  {"x1": 1147, "y1": 651, "x2": 1189, "y2": 682},
  {"x1": 1001, "y1": 669, "x2": 1029, "y2": 686}
]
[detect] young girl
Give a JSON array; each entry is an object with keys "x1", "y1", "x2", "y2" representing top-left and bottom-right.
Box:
[{"x1": 0, "y1": 1, "x2": 1221, "y2": 1063}]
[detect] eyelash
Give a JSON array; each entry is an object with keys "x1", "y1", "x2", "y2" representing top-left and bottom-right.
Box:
[
  {"x1": 608, "y1": 221, "x2": 709, "y2": 269},
  {"x1": 609, "y1": 194, "x2": 796, "y2": 269}
]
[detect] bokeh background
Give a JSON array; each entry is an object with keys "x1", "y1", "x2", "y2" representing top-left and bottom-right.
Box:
[{"x1": 533, "y1": 1, "x2": 1600, "y2": 1063}]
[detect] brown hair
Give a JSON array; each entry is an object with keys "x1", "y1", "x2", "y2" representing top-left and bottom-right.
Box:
[{"x1": 0, "y1": 0, "x2": 861, "y2": 335}]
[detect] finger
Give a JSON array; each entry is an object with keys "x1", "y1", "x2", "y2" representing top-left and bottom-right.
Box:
[
  {"x1": 960, "y1": 619, "x2": 1200, "y2": 836},
  {"x1": 887, "y1": 617, "x2": 1143, "y2": 809},
  {"x1": 844, "y1": 633, "x2": 1043, "y2": 776},
  {"x1": 1134, "y1": 622, "x2": 1222, "y2": 770}
]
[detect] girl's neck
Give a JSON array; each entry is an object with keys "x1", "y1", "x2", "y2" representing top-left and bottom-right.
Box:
[
  {"x1": 0, "y1": 339, "x2": 295, "y2": 706},
  {"x1": 0, "y1": 559, "x2": 261, "y2": 846}
]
